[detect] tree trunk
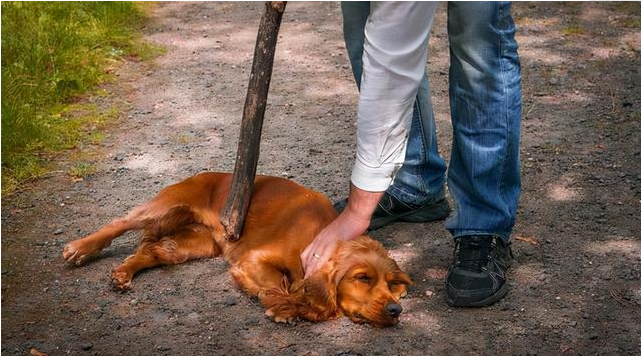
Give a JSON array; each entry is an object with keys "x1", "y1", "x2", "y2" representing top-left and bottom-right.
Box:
[{"x1": 220, "y1": 1, "x2": 287, "y2": 242}]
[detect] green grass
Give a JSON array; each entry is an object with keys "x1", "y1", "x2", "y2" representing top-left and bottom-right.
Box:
[
  {"x1": 1, "y1": 2, "x2": 162, "y2": 195},
  {"x1": 562, "y1": 24, "x2": 585, "y2": 36},
  {"x1": 622, "y1": 18, "x2": 641, "y2": 29},
  {"x1": 611, "y1": 1, "x2": 641, "y2": 14},
  {"x1": 69, "y1": 162, "x2": 97, "y2": 179}
]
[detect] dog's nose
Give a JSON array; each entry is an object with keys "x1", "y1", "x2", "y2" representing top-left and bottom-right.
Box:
[{"x1": 385, "y1": 303, "x2": 403, "y2": 318}]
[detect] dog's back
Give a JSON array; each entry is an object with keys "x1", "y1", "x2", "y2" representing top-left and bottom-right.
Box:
[
  {"x1": 144, "y1": 172, "x2": 336, "y2": 263},
  {"x1": 63, "y1": 172, "x2": 337, "y2": 292}
]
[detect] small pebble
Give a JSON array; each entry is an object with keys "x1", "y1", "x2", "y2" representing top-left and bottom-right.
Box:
[
  {"x1": 53, "y1": 228, "x2": 64, "y2": 235},
  {"x1": 425, "y1": 290, "x2": 434, "y2": 297},
  {"x1": 80, "y1": 342, "x2": 93, "y2": 351},
  {"x1": 129, "y1": 299, "x2": 138, "y2": 306}
]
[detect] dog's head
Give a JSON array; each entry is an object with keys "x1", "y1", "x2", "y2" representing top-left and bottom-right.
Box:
[{"x1": 302, "y1": 236, "x2": 413, "y2": 327}]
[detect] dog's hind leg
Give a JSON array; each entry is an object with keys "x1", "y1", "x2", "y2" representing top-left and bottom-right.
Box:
[
  {"x1": 63, "y1": 205, "x2": 149, "y2": 266},
  {"x1": 111, "y1": 224, "x2": 220, "y2": 290}
]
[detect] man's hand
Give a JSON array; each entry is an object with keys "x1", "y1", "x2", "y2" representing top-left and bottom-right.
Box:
[{"x1": 301, "y1": 184, "x2": 384, "y2": 278}]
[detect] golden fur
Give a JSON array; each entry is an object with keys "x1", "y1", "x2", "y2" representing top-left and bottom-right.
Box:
[{"x1": 63, "y1": 173, "x2": 412, "y2": 327}]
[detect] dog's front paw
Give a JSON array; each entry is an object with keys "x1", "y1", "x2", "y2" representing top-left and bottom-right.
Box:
[
  {"x1": 265, "y1": 307, "x2": 297, "y2": 325},
  {"x1": 110, "y1": 270, "x2": 133, "y2": 291},
  {"x1": 62, "y1": 239, "x2": 102, "y2": 266}
]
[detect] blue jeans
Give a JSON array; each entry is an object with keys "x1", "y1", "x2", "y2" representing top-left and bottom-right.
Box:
[{"x1": 341, "y1": 1, "x2": 522, "y2": 242}]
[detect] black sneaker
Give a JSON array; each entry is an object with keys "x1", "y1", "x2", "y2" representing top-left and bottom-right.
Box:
[
  {"x1": 445, "y1": 235, "x2": 513, "y2": 307},
  {"x1": 333, "y1": 192, "x2": 451, "y2": 230}
]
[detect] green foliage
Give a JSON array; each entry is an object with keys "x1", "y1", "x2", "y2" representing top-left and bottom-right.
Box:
[
  {"x1": 69, "y1": 162, "x2": 97, "y2": 179},
  {"x1": 611, "y1": 1, "x2": 641, "y2": 14},
  {"x1": 1, "y1": 2, "x2": 160, "y2": 195},
  {"x1": 562, "y1": 24, "x2": 585, "y2": 36},
  {"x1": 622, "y1": 18, "x2": 641, "y2": 29}
]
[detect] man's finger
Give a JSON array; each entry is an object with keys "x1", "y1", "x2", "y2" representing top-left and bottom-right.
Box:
[
  {"x1": 305, "y1": 252, "x2": 330, "y2": 278},
  {"x1": 305, "y1": 253, "x2": 324, "y2": 278},
  {"x1": 304, "y1": 259, "x2": 316, "y2": 278},
  {"x1": 302, "y1": 250, "x2": 316, "y2": 275}
]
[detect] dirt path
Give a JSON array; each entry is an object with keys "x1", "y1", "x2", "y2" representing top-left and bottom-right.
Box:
[{"x1": 2, "y1": 2, "x2": 640, "y2": 355}]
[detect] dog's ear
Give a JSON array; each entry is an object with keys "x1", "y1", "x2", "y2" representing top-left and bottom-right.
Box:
[
  {"x1": 298, "y1": 259, "x2": 341, "y2": 321},
  {"x1": 296, "y1": 239, "x2": 361, "y2": 321},
  {"x1": 262, "y1": 258, "x2": 345, "y2": 323}
]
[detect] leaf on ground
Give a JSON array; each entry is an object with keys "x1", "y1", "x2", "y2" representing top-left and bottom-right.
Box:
[
  {"x1": 30, "y1": 348, "x2": 48, "y2": 356},
  {"x1": 514, "y1": 235, "x2": 540, "y2": 246}
]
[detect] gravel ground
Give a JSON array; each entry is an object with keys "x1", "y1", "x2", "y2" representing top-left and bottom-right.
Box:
[{"x1": 2, "y1": 2, "x2": 640, "y2": 355}]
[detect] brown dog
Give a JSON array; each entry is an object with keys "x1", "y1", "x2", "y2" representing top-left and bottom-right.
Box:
[{"x1": 63, "y1": 173, "x2": 412, "y2": 327}]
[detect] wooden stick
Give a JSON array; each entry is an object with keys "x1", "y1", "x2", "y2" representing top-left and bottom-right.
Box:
[{"x1": 221, "y1": 1, "x2": 286, "y2": 242}]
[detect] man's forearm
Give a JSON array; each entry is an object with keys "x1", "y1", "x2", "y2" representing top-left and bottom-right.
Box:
[{"x1": 345, "y1": 183, "x2": 385, "y2": 228}]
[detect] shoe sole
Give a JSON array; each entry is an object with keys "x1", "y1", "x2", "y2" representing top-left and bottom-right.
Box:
[
  {"x1": 445, "y1": 282, "x2": 511, "y2": 307},
  {"x1": 369, "y1": 198, "x2": 451, "y2": 230}
]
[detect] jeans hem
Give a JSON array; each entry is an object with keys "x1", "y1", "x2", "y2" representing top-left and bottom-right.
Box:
[{"x1": 450, "y1": 229, "x2": 512, "y2": 243}]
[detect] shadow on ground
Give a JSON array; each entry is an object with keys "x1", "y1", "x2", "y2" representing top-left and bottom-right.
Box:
[{"x1": 2, "y1": 2, "x2": 639, "y2": 355}]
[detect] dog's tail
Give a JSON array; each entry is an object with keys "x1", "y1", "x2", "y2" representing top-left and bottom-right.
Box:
[{"x1": 142, "y1": 204, "x2": 200, "y2": 238}]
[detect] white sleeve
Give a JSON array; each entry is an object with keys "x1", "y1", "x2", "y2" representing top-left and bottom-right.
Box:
[{"x1": 351, "y1": 1, "x2": 437, "y2": 192}]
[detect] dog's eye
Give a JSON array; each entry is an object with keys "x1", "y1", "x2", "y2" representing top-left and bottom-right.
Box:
[{"x1": 354, "y1": 274, "x2": 372, "y2": 283}]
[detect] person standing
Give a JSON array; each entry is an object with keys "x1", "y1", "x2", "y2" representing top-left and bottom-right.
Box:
[{"x1": 302, "y1": 1, "x2": 522, "y2": 307}]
